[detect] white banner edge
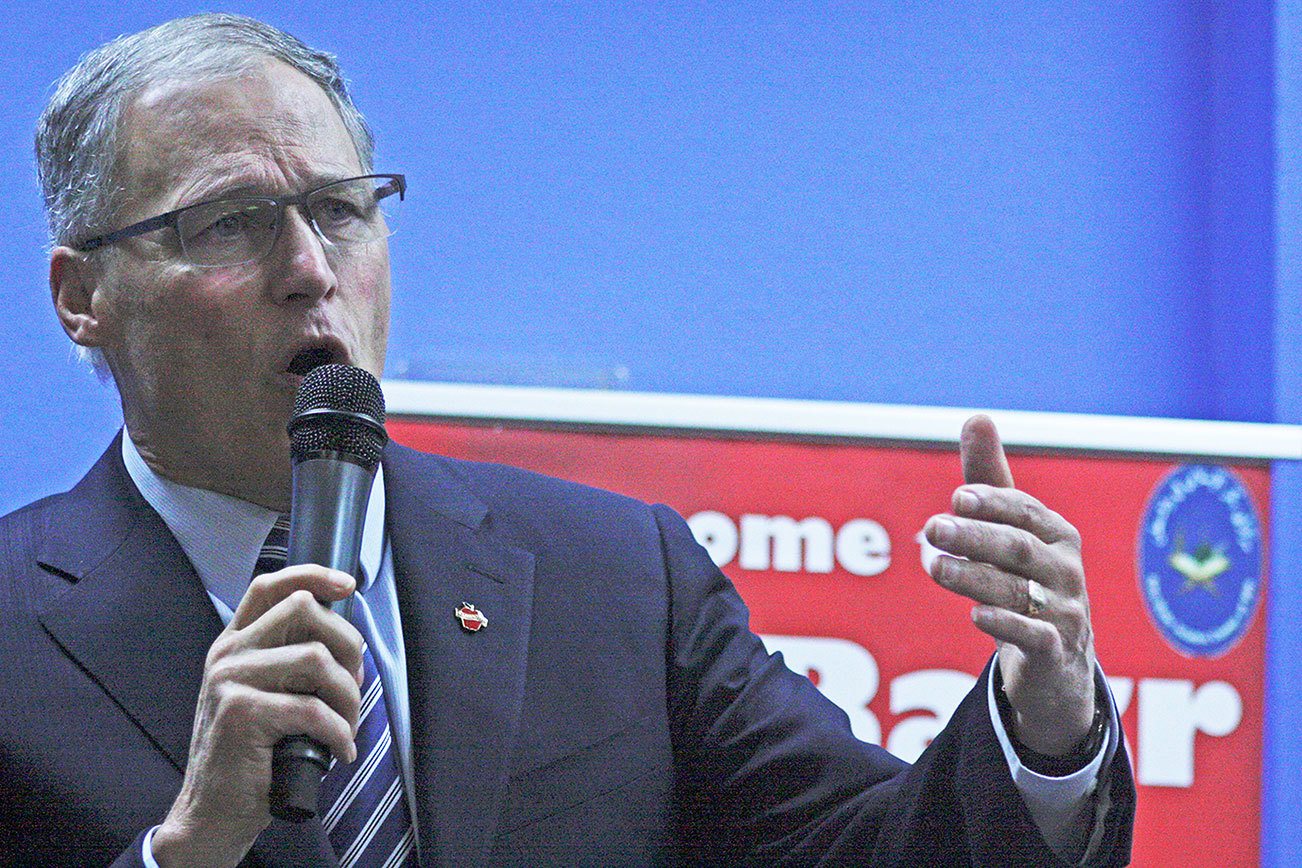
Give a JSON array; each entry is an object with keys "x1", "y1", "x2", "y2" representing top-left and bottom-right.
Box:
[{"x1": 381, "y1": 380, "x2": 1302, "y2": 461}]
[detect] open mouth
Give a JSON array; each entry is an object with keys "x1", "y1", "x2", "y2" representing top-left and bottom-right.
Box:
[{"x1": 285, "y1": 343, "x2": 345, "y2": 376}]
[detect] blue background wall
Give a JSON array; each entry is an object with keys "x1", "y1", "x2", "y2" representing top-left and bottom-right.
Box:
[{"x1": 1, "y1": 0, "x2": 1291, "y2": 858}]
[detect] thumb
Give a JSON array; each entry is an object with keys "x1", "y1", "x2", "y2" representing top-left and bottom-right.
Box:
[{"x1": 960, "y1": 414, "x2": 1014, "y2": 488}]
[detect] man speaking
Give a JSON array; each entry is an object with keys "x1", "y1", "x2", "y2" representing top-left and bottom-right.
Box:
[{"x1": 0, "y1": 13, "x2": 1134, "y2": 866}]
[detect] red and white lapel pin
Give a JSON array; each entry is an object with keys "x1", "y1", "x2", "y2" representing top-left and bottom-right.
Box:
[{"x1": 455, "y1": 602, "x2": 488, "y2": 632}]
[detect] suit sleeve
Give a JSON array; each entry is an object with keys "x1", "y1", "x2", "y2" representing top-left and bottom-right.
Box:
[{"x1": 653, "y1": 504, "x2": 1135, "y2": 866}]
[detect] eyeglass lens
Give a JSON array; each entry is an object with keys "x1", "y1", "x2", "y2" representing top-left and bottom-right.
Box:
[{"x1": 175, "y1": 176, "x2": 402, "y2": 266}]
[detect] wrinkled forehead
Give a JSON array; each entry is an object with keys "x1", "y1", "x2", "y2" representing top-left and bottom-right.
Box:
[{"x1": 112, "y1": 59, "x2": 362, "y2": 215}]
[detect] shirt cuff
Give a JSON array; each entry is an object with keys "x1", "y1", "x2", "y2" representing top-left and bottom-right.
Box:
[
  {"x1": 986, "y1": 655, "x2": 1110, "y2": 861},
  {"x1": 142, "y1": 825, "x2": 162, "y2": 868}
]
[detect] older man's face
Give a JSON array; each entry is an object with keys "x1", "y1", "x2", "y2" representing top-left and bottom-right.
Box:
[{"x1": 85, "y1": 59, "x2": 391, "y2": 506}]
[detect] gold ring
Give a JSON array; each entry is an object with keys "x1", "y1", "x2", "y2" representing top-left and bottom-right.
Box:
[{"x1": 1025, "y1": 579, "x2": 1048, "y2": 617}]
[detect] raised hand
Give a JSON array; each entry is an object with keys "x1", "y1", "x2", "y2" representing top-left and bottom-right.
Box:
[{"x1": 924, "y1": 415, "x2": 1096, "y2": 756}]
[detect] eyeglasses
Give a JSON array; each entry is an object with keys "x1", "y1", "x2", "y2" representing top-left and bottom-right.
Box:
[{"x1": 74, "y1": 173, "x2": 406, "y2": 267}]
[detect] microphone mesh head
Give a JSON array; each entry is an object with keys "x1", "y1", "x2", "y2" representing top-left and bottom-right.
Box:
[{"x1": 289, "y1": 364, "x2": 387, "y2": 465}]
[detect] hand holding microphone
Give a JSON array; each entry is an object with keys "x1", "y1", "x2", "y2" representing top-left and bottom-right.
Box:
[{"x1": 152, "y1": 365, "x2": 387, "y2": 864}]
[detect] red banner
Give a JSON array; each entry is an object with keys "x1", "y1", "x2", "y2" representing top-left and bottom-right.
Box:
[{"x1": 391, "y1": 418, "x2": 1267, "y2": 866}]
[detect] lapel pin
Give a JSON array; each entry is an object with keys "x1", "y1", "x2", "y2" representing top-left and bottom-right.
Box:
[{"x1": 455, "y1": 602, "x2": 488, "y2": 633}]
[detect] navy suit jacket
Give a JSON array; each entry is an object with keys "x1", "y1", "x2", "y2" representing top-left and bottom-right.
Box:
[{"x1": 0, "y1": 437, "x2": 1134, "y2": 866}]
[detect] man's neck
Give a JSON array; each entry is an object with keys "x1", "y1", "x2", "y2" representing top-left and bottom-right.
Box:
[{"x1": 126, "y1": 427, "x2": 292, "y2": 511}]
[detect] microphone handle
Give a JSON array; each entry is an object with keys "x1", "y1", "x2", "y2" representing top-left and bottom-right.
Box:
[{"x1": 268, "y1": 456, "x2": 375, "y2": 822}]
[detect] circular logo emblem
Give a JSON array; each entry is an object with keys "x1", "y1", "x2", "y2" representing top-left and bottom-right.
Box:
[{"x1": 1138, "y1": 464, "x2": 1263, "y2": 657}]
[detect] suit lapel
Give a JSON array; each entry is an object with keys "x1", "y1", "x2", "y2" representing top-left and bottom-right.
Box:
[
  {"x1": 34, "y1": 437, "x2": 338, "y2": 867},
  {"x1": 35, "y1": 436, "x2": 220, "y2": 772},
  {"x1": 385, "y1": 444, "x2": 536, "y2": 867}
]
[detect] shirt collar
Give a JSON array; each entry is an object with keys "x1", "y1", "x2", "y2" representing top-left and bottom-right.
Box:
[{"x1": 121, "y1": 430, "x2": 386, "y2": 616}]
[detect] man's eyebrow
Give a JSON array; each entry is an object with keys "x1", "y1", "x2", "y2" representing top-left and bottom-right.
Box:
[
  {"x1": 182, "y1": 174, "x2": 357, "y2": 206},
  {"x1": 169, "y1": 180, "x2": 271, "y2": 209},
  {"x1": 193, "y1": 184, "x2": 268, "y2": 201}
]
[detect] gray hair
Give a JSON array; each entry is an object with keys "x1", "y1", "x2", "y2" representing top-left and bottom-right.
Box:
[{"x1": 36, "y1": 12, "x2": 375, "y2": 251}]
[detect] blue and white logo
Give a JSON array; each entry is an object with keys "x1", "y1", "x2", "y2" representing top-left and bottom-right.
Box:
[{"x1": 1139, "y1": 464, "x2": 1262, "y2": 658}]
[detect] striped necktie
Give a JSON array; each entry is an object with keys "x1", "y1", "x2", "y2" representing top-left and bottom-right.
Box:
[{"x1": 256, "y1": 515, "x2": 417, "y2": 867}]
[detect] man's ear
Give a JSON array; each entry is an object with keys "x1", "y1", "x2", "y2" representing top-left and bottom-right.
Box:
[{"x1": 51, "y1": 246, "x2": 111, "y2": 347}]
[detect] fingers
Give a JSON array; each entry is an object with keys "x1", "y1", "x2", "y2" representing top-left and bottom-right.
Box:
[
  {"x1": 927, "y1": 417, "x2": 1092, "y2": 647},
  {"x1": 204, "y1": 678, "x2": 359, "y2": 764},
  {"x1": 210, "y1": 641, "x2": 363, "y2": 737},
  {"x1": 220, "y1": 587, "x2": 365, "y2": 684},
  {"x1": 925, "y1": 511, "x2": 1083, "y2": 597},
  {"x1": 951, "y1": 484, "x2": 1081, "y2": 548},
  {"x1": 929, "y1": 553, "x2": 1054, "y2": 614},
  {"x1": 203, "y1": 587, "x2": 366, "y2": 761},
  {"x1": 206, "y1": 566, "x2": 367, "y2": 750},
  {"x1": 970, "y1": 604, "x2": 1061, "y2": 656},
  {"x1": 231, "y1": 564, "x2": 355, "y2": 629},
  {"x1": 960, "y1": 414, "x2": 1014, "y2": 489}
]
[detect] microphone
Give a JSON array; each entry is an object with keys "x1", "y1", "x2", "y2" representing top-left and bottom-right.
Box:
[{"x1": 268, "y1": 363, "x2": 388, "y2": 822}]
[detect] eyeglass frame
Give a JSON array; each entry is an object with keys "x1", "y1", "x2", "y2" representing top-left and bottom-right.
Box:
[{"x1": 71, "y1": 173, "x2": 407, "y2": 265}]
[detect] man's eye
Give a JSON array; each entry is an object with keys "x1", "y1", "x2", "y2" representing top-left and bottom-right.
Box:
[
  {"x1": 207, "y1": 213, "x2": 252, "y2": 238},
  {"x1": 314, "y1": 196, "x2": 370, "y2": 225},
  {"x1": 184, "y1": 208, "x2": 259, "y2": 244}
]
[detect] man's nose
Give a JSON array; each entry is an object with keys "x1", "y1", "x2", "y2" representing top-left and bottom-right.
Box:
[{"x1": 269, "y1": 205, "x2": 337, "y2": 304}]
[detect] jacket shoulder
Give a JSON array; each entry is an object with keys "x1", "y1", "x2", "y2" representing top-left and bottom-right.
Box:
[
  {"x1": 384, "y1": 443, "x2": 688, "y2": 576},
  {"x1": 0, "y1": 492, "x2": 65, "y2": 561}
]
